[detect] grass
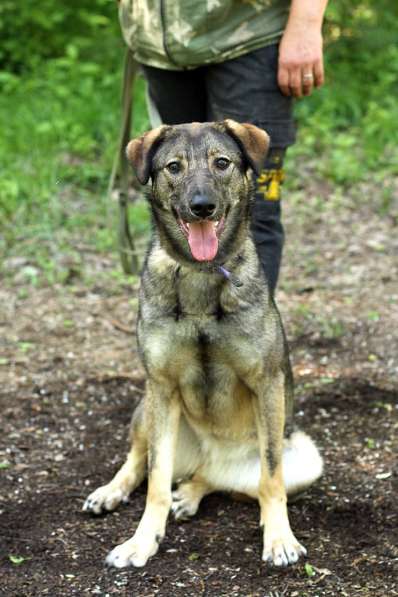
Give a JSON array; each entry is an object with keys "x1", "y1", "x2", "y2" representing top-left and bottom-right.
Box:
[{"x1": 0, "y1": 48, "x2": 150, "y2": 284}]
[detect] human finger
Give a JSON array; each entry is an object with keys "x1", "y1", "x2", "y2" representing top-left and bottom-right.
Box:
[
  {"x1": 313, "y1": 59, "x2": 324, "y2": 88},
  {"x1": 301, "y1": 67, "x2": 314, "y2": 97},
  {"x1": 288, "y1": 66, "x2": 303, "y2": 98}
]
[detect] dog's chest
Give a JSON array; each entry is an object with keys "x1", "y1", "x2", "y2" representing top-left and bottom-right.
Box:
[
  {"x1": 175, "y1": 324, "x2": 255, "y2": 428},
  {"x1": 139, "y1": 267, "x2": 266, "y2": 426},
  {"x1": 176, "y1": 272, "x2": 224, "y2": 316}
]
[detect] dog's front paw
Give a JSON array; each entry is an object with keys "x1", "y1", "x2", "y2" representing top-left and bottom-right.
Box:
[
  {"x1": 105, "y1": 533, "x2": 161, "y2": 568},
  {"x1": 83, "y1": 484, "x2": 128, "y2": 515},
  {"x1": 262, "y1": 532, "x2": 307, "y2": 567}
]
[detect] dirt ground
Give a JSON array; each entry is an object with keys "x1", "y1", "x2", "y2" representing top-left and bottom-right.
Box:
[{"x1": 1, "y1": 176, "x2": 397, "y2": 596}]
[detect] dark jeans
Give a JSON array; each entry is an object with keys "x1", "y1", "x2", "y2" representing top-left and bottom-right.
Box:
[{"x1": 142, "y1": 44, "x2": 296, "y2": 292}]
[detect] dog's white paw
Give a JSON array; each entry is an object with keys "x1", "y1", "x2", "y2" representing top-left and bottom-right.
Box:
[
  {"x1": 171, "y1": 487, "x2": 200, "y2": 521},
  {"x1": 262, "y1": 532, "x2": 307, "y2": 567},
  {"x1": 83, "y1": 484, "x2": 128, "y2": 515},
  {"x1": 105, "y1": 534, "x2": 161, "y2": 568}
]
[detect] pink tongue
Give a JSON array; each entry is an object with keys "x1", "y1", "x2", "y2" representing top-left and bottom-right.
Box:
[{"x1": 188, "y1": 221, "x2": 218, "y2": 261}]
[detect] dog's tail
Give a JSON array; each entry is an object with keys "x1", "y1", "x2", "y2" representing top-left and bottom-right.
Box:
[{"x1": 283, "y1": 431, "x2": 323, "y2": 496}]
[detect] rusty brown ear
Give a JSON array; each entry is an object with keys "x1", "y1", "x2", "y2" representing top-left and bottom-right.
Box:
[
  {"x1": 223, "y1": 119, "x2": 270, "y2": 176},
  {"x1": 126, "y1": 125, "x2": 170, "y2": 185}
]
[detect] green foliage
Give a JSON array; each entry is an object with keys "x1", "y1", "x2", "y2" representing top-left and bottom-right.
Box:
[
  {"x1": 291, "y1": 1, "x2": 398, "y2": 182},
  {"x1": 0, "y1": 2, "x2": 149, "y2": 260},
  {"x1": 0, "y1": 0, "x2": 120, "y2": 72}
]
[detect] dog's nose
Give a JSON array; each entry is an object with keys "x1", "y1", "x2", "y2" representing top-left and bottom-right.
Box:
[{"x1": 190, "y1": 194, "x2": 216, "y2": 219}]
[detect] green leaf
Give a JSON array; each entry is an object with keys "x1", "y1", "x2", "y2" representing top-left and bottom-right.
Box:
[
  {"x1": 304, "y1": 562, "x2": 316, "y2": 577},
  {"x1": 188, "y1": 552, "x2": 200, "y2": 561},
  {"x1": 0, "y1": 461, "x2": 11, "y2": 470},
  {"x1": 18, "y1": 341, "x2": 34, "y2": 353},
  {"x1": 9, "y1": 555, "x2": 26, "y2": 565},
  {"x1": 367, "y1": 311, "x2": 380, "y2": 322}
]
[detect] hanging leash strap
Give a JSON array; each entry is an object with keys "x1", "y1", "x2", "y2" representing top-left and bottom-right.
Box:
[{"x1": 108, "y1": 48, "x2": 139, "y2": 275}]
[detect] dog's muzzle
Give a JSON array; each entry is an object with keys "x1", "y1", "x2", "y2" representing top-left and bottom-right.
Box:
[{"x1": 189, "y1": 193, "x2": 217, "y2": 219}]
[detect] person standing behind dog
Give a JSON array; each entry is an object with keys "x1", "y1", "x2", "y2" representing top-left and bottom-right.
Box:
[{"x1": 118, "y1": 0, "x2": 328, "y2": 293}]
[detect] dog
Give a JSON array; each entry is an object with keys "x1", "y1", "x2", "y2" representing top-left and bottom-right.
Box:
[{"x1": 83, "y1": 120, "x2": 323, "y2": 569}]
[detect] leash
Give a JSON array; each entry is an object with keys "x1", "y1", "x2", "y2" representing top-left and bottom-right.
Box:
[{"x1": 108, "y1": 49, "x2": 139, "y2": 275}]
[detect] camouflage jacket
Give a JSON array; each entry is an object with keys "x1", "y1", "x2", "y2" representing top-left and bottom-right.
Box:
[{"x1": 119, "y1": 0, "x2": 290, "y2": 70}]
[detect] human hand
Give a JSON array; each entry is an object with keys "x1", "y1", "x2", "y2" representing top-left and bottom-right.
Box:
[{"x1": 278, "y1": 22, "x2": 324, "y2": 98}]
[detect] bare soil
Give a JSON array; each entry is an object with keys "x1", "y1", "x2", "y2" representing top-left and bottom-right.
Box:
[{"x1": 1, "y1": 176, "x2": 397, "y2": 596}]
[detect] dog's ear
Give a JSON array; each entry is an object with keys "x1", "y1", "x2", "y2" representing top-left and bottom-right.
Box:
[
  {"x1": 126, "y1": 125, "x2": 170, "y2": 185},
  {"x1": 223, "y1": 120, "x2": 270, "y2": 176}
]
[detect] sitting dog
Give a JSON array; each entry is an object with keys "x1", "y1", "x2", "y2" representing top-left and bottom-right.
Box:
[{"x1": 83, "y1": 120, "x2": 323, "y2": 569}]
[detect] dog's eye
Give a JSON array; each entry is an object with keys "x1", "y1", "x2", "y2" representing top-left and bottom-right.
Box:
[
  {"x1": 215, "y1": 157, "x2": 231, "y2": 171},
  {"x1": 166, "y1": 161, "x2": 181, "y2": 174}
]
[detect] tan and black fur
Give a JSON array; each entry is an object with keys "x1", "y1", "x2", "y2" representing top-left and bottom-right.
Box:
[{"x1": 83, "y1": 121, "x2": 323, "y2": 569}]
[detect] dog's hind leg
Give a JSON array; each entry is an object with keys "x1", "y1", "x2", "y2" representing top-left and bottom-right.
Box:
[
  {"x1": 171, "y1": 474, "x2": 212, "y2": 520},
  {"x1": 171, "y1": 414, "x2": 209, "y2": 520},
  {"x1": 169, "y1": 427, "x2": 323, "y2": 522},
  {"x1": 83, "y1": 400, "x2": 147, "y2": 515}
]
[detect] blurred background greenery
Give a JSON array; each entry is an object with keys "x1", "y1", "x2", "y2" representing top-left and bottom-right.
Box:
[{"x1": 0, "y1": 0, "x2": 397, "y2": 282}]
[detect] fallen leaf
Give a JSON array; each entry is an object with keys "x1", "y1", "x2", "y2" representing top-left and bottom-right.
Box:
[{"x1": 304, "y1": 562, "x2": 316, "y2": 577}]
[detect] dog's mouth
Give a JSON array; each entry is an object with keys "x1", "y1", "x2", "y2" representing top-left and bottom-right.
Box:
[{"x1": 178, "y1": 217, "x2": 225, "y2": 262}]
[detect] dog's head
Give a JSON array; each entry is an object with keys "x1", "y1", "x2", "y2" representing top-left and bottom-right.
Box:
[{"x1": 127, "y1": 120, "x2": 269, "y2": 266}]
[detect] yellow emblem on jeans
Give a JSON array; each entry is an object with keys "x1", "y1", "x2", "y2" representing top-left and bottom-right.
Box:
[{"x1": 257, "y1": 169, "x2": 285, "y2": 201}]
